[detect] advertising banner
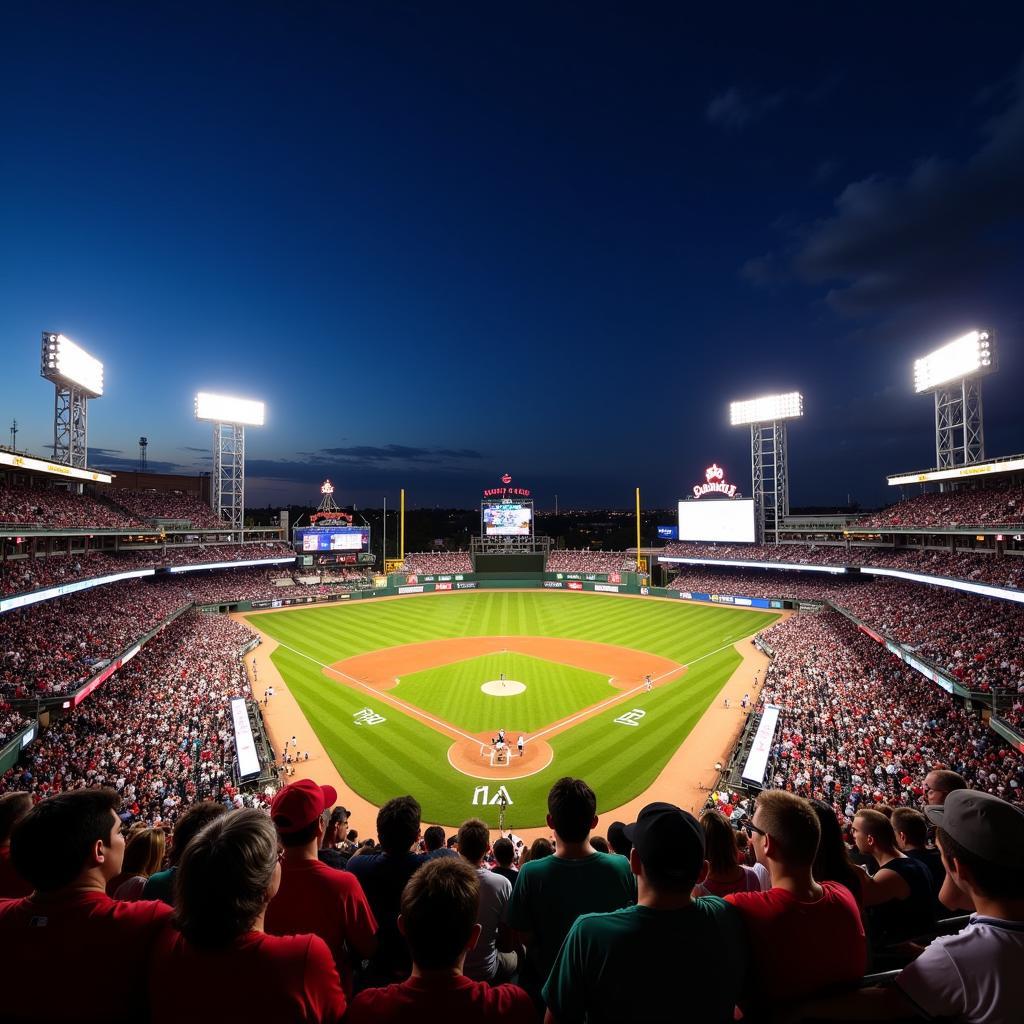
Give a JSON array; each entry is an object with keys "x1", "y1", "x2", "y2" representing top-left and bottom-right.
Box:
[{"x1": 741, "y1": 704, "x2": 781, "y2": 788}]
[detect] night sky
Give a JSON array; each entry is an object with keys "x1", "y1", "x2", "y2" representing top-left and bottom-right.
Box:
[{"x1": 2, "y1": 4, "x2": 1022, "y2": 510}]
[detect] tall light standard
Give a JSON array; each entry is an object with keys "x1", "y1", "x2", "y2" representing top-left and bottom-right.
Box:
[
  {"x1": 194, "y1": 392, "x2": 265, "y2": 539},
  {"x1": 729, "y1": 392, "x2": 803, "y2": 544},
  {"x1": 913, "y1": 330, "x2": 995, "y2": 470},
  {"x1": 40, "y1": 333, "x2": 104, "y2": 469}
]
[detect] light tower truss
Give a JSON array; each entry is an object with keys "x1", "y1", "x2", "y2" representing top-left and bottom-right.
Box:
[
  {"x1": 212, "y1": 421, "x2": 246, "y2": 536},
  {"x1": 53, "y1": 385, "x2": 90, "y2": 468},
  {"x1": 934, "y1": 377, "x2": 985, "y2": 470},
  {"x1": 749, "y1": 421, "x2": 790, "y2": 545}
]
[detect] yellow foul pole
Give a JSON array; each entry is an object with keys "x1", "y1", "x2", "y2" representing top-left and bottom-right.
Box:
[
  {"x1": 400, "y1": 488, "x2": 405, "y2": 562},
  {"x1": 635, "y1": 487, "x2": 641, "y2": 571}
]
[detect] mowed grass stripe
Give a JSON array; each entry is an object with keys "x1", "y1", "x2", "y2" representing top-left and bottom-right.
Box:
[{"x1": 247, "y1": 593, "x2": 777, "y2": 827}]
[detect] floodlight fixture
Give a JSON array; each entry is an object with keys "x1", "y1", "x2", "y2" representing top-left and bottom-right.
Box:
[
  {"x1": 729, "y1": 391, "x2": 804, "y2": 426},
  {"x1": 194, "y1": 392, "x2": 265, "y2": 426},
  {"x1": 913, "y1": 330, "x2": 995, "y2": 394},
  {"x1": 40, "y1": 333, "x2": 104, "y2": 397}
]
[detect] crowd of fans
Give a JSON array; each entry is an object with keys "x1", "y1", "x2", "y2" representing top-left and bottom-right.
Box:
[
  {"x1": 0, "y1": 610, "x2": 263, "y2": 822},
  {"x1": 749, "y1": 611, "x2": 1023, "y2": 821},
  {"x1": 2, "y1": 771, "x2": 1021, "y2": 1023},
  {"x1": 102, "y1": 488, "x2": 226, "y2": 527},
  {"x1": 399, "y1": 551, "x2": 473, "y2": 574},
  {"x1": 662, "y1": 540, "x2": 1024, "y2": 589},
  {"x1": 0, "y1": 483, "x2": 137, "y2": 529},
  {"x1": 0, "y1": 703, "x2": 30, "y2": 746},
  {"x1": 852, "y1": 481, "x2": 1024, "y2": 529},
  {"x1": 0, "y1": 541, "x2": 295, "y2": 598},
  {"x1": 545, "y1": 550, "x2": 634, "y2": 573}
]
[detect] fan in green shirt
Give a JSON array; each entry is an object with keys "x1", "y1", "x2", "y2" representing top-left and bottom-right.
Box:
[{"x1": 542, "y1": 802, "x2": 748, "y2": 1024}]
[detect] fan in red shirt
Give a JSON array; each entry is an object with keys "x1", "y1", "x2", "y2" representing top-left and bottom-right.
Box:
[
  {"x1": 348, "y1": 857, "x2": 534, "y2": 1023},
  {"x1": 148, "y1": 808, "x2": 346, "y2": 1024},
  {"x1": 0, "y1": 789, "x2": 173, "y2": 1024},
  {"x1": 265, "y1": 778, "x2": 377, "y2": 992},
  {"x1": 728, "y1": 791, "x2": 866, "y2": 1017},
  {"x1": 0, "y1": 792, "x2": 34, "y2": 898}
]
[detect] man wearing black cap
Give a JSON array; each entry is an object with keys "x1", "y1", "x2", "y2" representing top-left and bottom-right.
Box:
[
  {"x1": 803, "y1": 789, "x2": 1024, "y2": 1022},
  {"x1": 264, "y1": 779, "x2": 378, "y2": 995},
  {"x1": 542, "y1": 802, "x2": 746, "y2": 1024}
]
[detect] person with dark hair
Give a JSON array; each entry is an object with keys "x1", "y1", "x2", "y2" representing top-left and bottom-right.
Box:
[
  {"x1": 346, "y1": 794, "x2": 431, "y2": 984},
  {"x1": 590, "y1": 835, "x2": 610, "y2": 854},
  {"x1": 693, "y1": 809, "x2": 761, "y2": 897},
  {"x1": 544, "y1": 803, "x2": 747, "y2": 1023},
  {"x1": 506, "y1": 778, "x2": 635, "y2": 1002},
  {"x1": 0, "y1": 791, "x2": 33, "y2": 897},
  {"x1": 265, "y1": 780, "x2": 377, "y2": 994},
  {"x1": 922, "y1": 769, "x2": 968, "y2": 807},
  {"x1": 853, "y1": 808, "x2": 936, "y2": 948},
  {"x1": 447, "y1": 834, "x2": 460, "y2": 849},
  {"x1": 141, "y1": 800, "x2": 228, "y2": 903},
  {"x1": 348, "y1": 858, "x2": 533, "y2": 1022},
  {"x1": 0, "y1": 789, "x2": 172, "y2": 1023},
  {"x1": 804, "y1": 790, "x2": 1024, "y2": 1021},
  {"x1": 319, "y1": 806, "x2": 352, "y2": 869},
  {"x1": 150, "y1": 809, "x2": 345, "y2": 1023},
  {"x1": 891, "y1": 806, "x2": 945, "y2": 907},
  {"x1": 726, "y1": 791, "x2": 865, "y2": 1017},
  {"x1": 458, "y1": 818, "x2": 517, "y2": 983},
  {"x1": 529, "y1": 836, "x2": 553, "y2": 861},
  {"x1": 491, "y1": 836, "x2": 518, "y2": 888},
  {"x1": 809, "y1": 798, "x2": 864, "y2": 908},
  {"x1": 606, "y1": 820, "x2": 632, "y2": 857},
  {"x1": 423, "y1": 824, "x2": 457, "y2": 857}
]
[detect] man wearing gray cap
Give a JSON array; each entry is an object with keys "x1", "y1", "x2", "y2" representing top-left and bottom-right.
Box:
[
  {"x1": 805, "y1": 789, "x2": 1024, "y2": 1022},
  {"x1": 542, "y1": 802, "x2": 746, "y2": 1023}
]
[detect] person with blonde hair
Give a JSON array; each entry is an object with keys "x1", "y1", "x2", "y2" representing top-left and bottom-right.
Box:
[
  {"x1": 148, "y1": 809, "x2": 346, "y2": 1023},
  {"x1": 108, "y1": 827, "x2": 166, "y2": 901}
]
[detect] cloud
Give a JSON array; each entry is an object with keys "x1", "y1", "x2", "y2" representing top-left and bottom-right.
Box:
[
  {"x1": 743, "y1": 59, "x2": 1024, "y2": 316},
  {"x1": 706, "y1": 87, "x2": 784, "y2": 131},
  {"x1": 312, "y1": 444, "x2": 485, "y2": 465}
]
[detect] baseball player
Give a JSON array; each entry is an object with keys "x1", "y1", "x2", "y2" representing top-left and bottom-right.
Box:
[{"x1": 517, "y1": 735, "x2": 525, "y2": 757}]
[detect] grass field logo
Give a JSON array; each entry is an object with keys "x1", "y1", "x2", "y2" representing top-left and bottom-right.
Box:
[
  {"x1": 353, "y1": 707, "x2": 386, "y2": 726},
  {"x1": 472, "y1": 785, "x2": 513, "y2": 806},
  {"x1": 614, "y1": 708, "x2": 646, "y2": 727}
]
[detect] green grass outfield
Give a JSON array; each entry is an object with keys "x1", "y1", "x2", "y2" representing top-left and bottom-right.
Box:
[{"x1": 245, "y1": 591, "x2": 777, "y2": 828}]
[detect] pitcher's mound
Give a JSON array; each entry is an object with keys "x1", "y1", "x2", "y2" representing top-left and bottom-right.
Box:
[{"x1": 481, "y1": 680, "x2": 526, "y2": 696}]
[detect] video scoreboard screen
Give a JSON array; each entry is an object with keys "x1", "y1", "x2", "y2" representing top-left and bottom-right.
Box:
[
  {"x1": 294, "y1": 526, "x2": 369, "y2": 553},
  {"x1": 483, "y1": 503, "x2": 532, "y2": 536},
  {"x1": 678, "y1": 499, "x2": 756, "y2": 543}
]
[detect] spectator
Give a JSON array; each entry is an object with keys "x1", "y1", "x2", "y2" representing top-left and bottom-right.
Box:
[
  {"x1": 319, "y1": 806, "x2": 353, "y2": 869},
  {"x1": 544, "y1": 802, "x2": 747, "y2": 1024},
  {"x1": 0, "y1": 789, "x2": 172, "y2": 1023},
  {"x1": 457, "y1": 817, "x2": 517, "y2": 983},
  {"x1": 727, "y1": 791, "x2": 866, "y2": 1016},
  {"x1": 692, "y1": 809, "x2": 761, "y2": 897},
  {"x1": 529, "y1": 836, "x2": 553, "y2": 861},
  {"x1": 606, "y1": 820, "x2": 632, "y2": 857},
  {"x1": 806, "y1": 790, "x2": 1024, "y2": 1021},
  {"x1": 149, "y1": 808, "x2": 346, "y2": 1023},
  {"x1": 346, "y1": 795, "x2": 430, "y2": 984},
  {"x1": 108, "y1": 826, "x2": 166, "y2": 901},
  {"x1": 810, "y1": 798, "x2": 864, "y2": 908},
  {"x1": 506, "y1": 777, "x2": 636, "y2": 1001},
  {"x1": 891, "y1": 806, "x2": 945, "y2": 908},
  {"x1": 923, "y1": 769, "x2": 968, "y2": 806},
  {"x1": 0, "y1": 791, "x2": 33, "y2": 898},
  {"x1": 424, "y1": 824, "x2": 458, "y2": 857},
  {"x1": 491, "y1": 836, "x2": 518, "y2": 889},
  {"x1": 141, "y1": 801, "x2": 227, "y2": 903},
  {"x1": 590, "y1": 835, "x2": 610, "y2": 853},
  {"x1": 265, "y1": 779, "x2": 378, "y2": 994},
  {"x1": 853, "y1": 808, "x2": 936, "y2": 948},
  {"x1": 347, "y1": 858, "x2": 534, "y2": 1023}
]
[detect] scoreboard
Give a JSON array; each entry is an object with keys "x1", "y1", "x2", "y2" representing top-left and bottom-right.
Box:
[{"x1": 293, "y1": 526, "x2": 371, "y2": 564}]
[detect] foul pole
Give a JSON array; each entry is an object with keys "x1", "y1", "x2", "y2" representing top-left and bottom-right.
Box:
[
  {"x1": 400, "y1": 488, "x2": 405, "y2": 563},
  {"x1": 635, "y1": 487, "x2": 641, "y2": 571}
]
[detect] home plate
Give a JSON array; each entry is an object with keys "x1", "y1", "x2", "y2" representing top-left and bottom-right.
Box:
[{"x1": 481, "y1": 680, "x2": 526, "y2": 696}]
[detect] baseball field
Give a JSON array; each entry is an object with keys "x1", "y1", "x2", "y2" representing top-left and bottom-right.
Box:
[{"x1": 244, "y1": 591, "x2": 778, "y2": 829}]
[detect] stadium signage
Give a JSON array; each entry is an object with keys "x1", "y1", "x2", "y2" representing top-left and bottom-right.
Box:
[
  {"x1": 0, "y1": 449, "x2": 113, "y2": 484},
  {"x1": 483, "y1": 473, "x2": 531, "y2": 500},
  {"x1": 455, "y1": 581, "x2": 477, "y2": 589},
  {"x1": 544, "y1": 581, "x2": 563, "y2": 588},
  {"x1": 567, "y1": 581, "x2": 584, "y2": 590},
  {"x1": 692, "y1": 463, "x2": 737, "y2": 500},
  {"x1": 594, "y1": 583, "x2": 619, "y2": 593},
  {"x1": 399, "y1": 585, "x2": 424, "y2": 594}
]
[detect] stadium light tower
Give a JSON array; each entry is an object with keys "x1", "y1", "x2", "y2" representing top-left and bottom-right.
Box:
[
  {"x1": 194, "y1": 392, "x2": 265, "y2": 537},
  {"x1": 40, "y1": 332, "x2": 104, "y2": 469},
  {"x1": 913, "y1": 329, "x2": 995, "y2": 470},
  {"x1": 729, "y1": 391, "x2": 803, "y2": 544}
]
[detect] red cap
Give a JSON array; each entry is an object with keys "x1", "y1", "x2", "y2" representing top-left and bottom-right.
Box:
[{"x1": 271, "y1": 779, "x2": 338, "y2": 834}]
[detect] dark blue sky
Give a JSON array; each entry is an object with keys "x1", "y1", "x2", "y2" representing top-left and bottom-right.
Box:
[{"x1": 2, "y1": 3, "x2": 1022, "y2": 509}]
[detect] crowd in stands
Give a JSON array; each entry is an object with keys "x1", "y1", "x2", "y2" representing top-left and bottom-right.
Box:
[
  {"x1": 0, "y1": 541, "x2": 294, "y2": 598},
  {"x1": 2, "y1": 770, "x2": 1022, "y2": 1023},
  {"x1": 0, "y1": 704, "x2": 30, "y2": 746},
  {"x1": 400, "y1": 551, "x2": 473, "y2": 574},
  {"x1": 103, "y1": 488, "x2": 226, "y2": 527},
  {"x1": 0, "y1": 483, "x2": 137, "y2": 529},
  {"x1": 749, "y1": 611, "x2": 1023, "y2": 820},
  {"x1": 853, "y1": 481, "x2": 1024, "y2": 529},
  {"x1": 545, "y1": 550, "x2": 634, "y2": 573},
  {"x1": 0, "y1": 610, "x2": 262, "y2": 822},
  {"x1": 662, "y1": 540, "x2": 1024, "y2": 589}
]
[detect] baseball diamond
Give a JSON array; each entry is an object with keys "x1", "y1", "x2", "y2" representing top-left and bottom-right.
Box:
[{"x1": 243, "y1": 590, "x2": 778, "y2": 829}]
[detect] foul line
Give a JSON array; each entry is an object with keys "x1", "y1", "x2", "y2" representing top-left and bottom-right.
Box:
[
  {"x1": 271, "y1": 638, "x2": 482, "y2": 746},
  {"x1": 527, "y1": 637, "x2": 743, "y2": 743}
]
